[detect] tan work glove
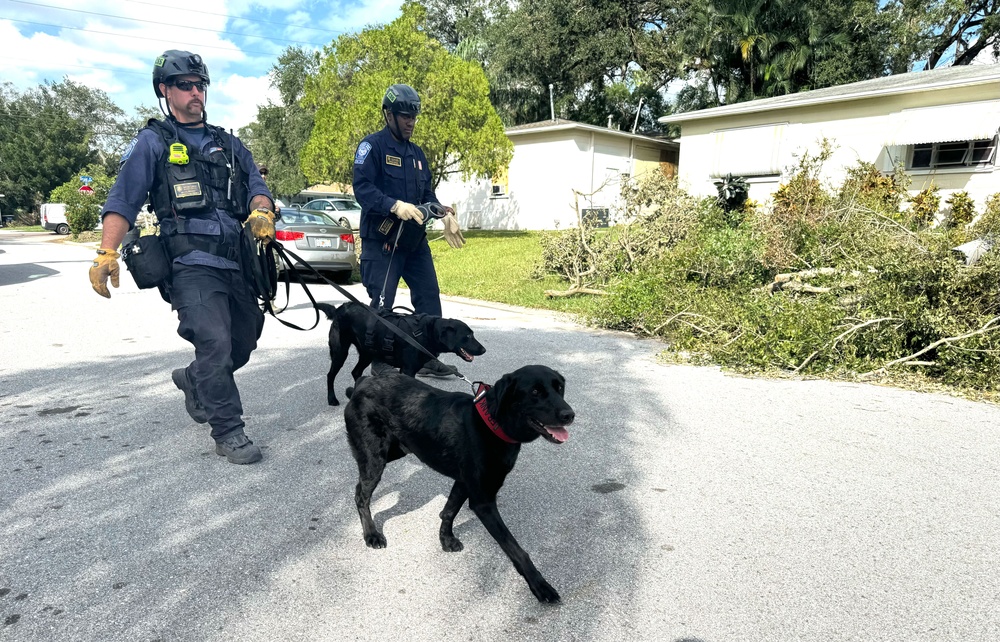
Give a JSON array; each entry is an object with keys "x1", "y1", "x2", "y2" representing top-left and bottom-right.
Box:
[
  {"x1": 442, "y1": 212, "x2": 465, "y2": 249},
  {"x1": 391, "y1": 200, "x2": 424, "y2": 225},
  {"x1": 246, "y1": 208, "x2": 276, "y2": 244},
  {"x1": 89, "y1": 248, "x2": 120, "y2": 299}
]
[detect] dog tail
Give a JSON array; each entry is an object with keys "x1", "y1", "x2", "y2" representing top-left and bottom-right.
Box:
[
  {"x1": 345, "y1": 375, "x2": 369, "y2": 400},
  {"x1": 315, "y1": 302, "x2": 339, "y2": 319}
]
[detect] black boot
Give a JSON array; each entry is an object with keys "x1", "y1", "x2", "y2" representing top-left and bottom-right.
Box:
[
  {"x1": 417, "y1": 358, "x2": 459, "y2": 378},
  {"x1": 215, "y1": 432, "x2": 262, "y2": 465},
  {"x1": 172, "y1": 367, "x2": 208, "y2": 424}
]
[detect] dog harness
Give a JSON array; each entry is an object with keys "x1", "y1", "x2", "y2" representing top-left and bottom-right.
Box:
[
  {"x1": 363, "y1": 311, "x2": 431, "y2": 360},
  {"x1": 473, "y1": 382, "x2": 519, "y2": 444}
]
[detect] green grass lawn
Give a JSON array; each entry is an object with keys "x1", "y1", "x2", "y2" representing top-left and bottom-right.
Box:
[
  {"x1": 2, "y1": 224, "x2": 45, "y2": 232},
  {"x1": 427, "y1": 230, "x2": 598, "y2": 315}
]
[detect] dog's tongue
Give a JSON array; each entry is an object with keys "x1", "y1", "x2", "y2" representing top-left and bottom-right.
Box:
[{"x1": 546, "y1": 426, "x2": 569, "y2": 443}]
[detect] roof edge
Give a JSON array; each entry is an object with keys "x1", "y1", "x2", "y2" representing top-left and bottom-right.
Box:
[
  {"x1": 658, "y1": 71, "x2": 1000, "y2": 125},
  {"x1": 507, "y1": 120, "x2": 677, "y2": 146}
]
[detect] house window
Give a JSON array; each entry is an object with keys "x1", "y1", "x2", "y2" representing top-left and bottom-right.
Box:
[
  {"x1": 490, "y1": 166, "x2": 509, "y2": 199},
  {"x1": 909, "y1": 137, "x2": 998, "y2": 170}
]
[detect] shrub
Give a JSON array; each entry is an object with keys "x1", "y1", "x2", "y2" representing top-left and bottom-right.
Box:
[
  {"x1": 838, "y1": 161, "x2": 908, "y2": 213},
  {"x1": 49, "y1": 165, "x2": 114, "y2": 237},
  {"x1": 907, "y1": 186, "x2": 940, "y2": 227},
  {"x1": 972, "y1": 192, "x2": 1000, "y2": 239},
  {"x1": 945, "y1": 190, "x2": 976, "y2": 228}
]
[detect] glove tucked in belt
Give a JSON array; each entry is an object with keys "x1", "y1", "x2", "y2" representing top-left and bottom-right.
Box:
[
  {"x1": 245, "y1": 208, "x2": 276, "y2": 244},
  {"x1": 89, "y1": 248, "x2": 120, "y2": 298}
]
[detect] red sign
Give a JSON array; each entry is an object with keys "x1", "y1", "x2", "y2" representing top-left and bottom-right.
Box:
[{"x1": 79, "y1": 185, "x2": 94, "y2": 194}]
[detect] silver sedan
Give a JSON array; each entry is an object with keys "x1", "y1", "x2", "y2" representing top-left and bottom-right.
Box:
[{"x1": 274, "y1": 210, "x2": 358, "y2": 284}]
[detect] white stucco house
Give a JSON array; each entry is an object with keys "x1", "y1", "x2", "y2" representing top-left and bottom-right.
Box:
[
  {"x1": 435, "y1": 119, "x2": 678, "y2": 230},
  {"x1": 658, "y1": 63, "x2": 1000, "y2": 210}
]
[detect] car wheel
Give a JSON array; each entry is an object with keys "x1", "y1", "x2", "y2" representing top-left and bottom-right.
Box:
[
  {"x1": 55, "y1": 223, "x2": 70, "y2": 235},
  {"x1": 338, "y1": 217, "x2": 351, "y2": 229}
]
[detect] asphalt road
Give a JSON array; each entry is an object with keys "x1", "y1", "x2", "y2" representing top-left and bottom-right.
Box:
[{"x1": 1, "y1": 231, "x2": 999, "y2": 642}]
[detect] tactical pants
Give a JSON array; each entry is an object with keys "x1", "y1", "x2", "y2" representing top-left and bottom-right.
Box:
[
  {"x1": 170, "y1": 263, "x2": 265, "y2": 440},
  {"x1": 360, "y1": 235, "x2": 442, "y2": 316}
]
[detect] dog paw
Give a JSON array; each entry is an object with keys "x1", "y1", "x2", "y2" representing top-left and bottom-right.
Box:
[
  {"x1": 365, "y1": 532, "x2": 387, "y2": 549},
  {"x1": 328, "y1": 398, "x2": 340, "y2": 406},
  {"x1": 530, "y1": 579, "x2": 561, "y2": 604},
  {"x1": 440, "y1": 536, "x2": 464, "y2": 552}
]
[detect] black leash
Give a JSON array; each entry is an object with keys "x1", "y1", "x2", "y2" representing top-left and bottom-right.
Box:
[{"x1": 246, "y1": 236, "x2": 447, "y2": 368}]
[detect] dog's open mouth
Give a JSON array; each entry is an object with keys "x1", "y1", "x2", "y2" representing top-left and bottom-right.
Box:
[
  {"x1": 458, "y1": 348, "x2": 475, "y2": 362},
  {"x1": 529, "y1": 418, "x2": 569, "y2": 444}
]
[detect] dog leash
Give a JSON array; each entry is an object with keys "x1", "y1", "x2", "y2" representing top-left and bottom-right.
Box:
[{"x1": 268, "y1": 242, "x2": 471, "y2": 383}]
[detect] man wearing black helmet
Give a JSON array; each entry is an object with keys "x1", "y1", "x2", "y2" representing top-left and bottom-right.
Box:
[
  {"x1": 353, "y1": 83, "x2": 466, "y2": 378},
  {"x1": 88, "y1": 50, "x2": 275, "y2": 465}
]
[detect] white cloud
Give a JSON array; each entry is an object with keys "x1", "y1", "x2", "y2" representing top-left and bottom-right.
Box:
[{"x1": 1, "y1": 0, "x2": 404, "y2": 132}]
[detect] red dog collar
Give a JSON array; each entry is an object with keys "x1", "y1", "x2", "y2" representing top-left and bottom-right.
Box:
[{"x1": 473, "y1": 382, "x2": 519, "y2": 444}]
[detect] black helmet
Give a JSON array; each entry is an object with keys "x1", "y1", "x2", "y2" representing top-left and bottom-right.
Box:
[
  {"x1": 153, "y1": 50, "x2": 210, "y2": 98},
  {"x1": 382, "y1": 84, "x2": 420, "y2": 116}
]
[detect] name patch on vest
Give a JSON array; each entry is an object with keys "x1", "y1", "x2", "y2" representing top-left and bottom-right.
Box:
[
  {"x1": 173, "y1": 182, "x2": 203, "y2": 198},
  {"x1": 386, "y1": 155, "x2": 402, "y2": 167}
]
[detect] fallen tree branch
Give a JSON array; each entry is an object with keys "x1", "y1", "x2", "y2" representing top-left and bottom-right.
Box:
[
  {"x1": 794, "y1": 317, "x2": 899, "y2": 374},
  {"x1": 861, "y1": 315, "x2": 1000, "y2": 378},
  {"x1": 543, "y1": 287, "x2": 607, "y2": 298}
]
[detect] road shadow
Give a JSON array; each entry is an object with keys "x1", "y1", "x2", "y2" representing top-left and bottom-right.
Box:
[{"x1": 0, "y1": 326, "x2": 684, "y2": 640}]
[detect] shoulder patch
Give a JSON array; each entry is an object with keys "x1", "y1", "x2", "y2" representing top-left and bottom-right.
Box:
[
  {"x1": 355, "y1": 141, "x2": 372, "y2": 165},
  {"x1": 119, "y1": 136, "x2": 139, "y2": 168}
]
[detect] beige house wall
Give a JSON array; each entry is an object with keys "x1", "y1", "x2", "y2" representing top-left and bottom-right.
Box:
[
  {"x1": 436, "y1": 129, "x2": 677, "y2": 230},
  {"x1": 676, "y1": 83, "x2": 1000, "y2": 209}
]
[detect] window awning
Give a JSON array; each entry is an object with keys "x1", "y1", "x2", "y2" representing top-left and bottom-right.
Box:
[
  {"x1": 710, "y1": 124, "x2": 786, "y2": 177},
  {"x1": 885, "y1": 100, "x2": 1000, "y2": 146}
]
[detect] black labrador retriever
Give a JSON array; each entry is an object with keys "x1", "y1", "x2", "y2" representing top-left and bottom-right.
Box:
[
  {"x1": 343, "y1": 365, "x2": 575, "y2": 603},
  {"x1": 316, "y1": 301, "x2": 486, "y2": 405}
]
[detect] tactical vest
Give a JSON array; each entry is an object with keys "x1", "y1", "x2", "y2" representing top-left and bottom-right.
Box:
[{"x1": 145, "y1": 118, "x2": 250, "y2": 259}]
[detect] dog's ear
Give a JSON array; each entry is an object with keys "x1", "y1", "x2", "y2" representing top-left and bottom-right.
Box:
[
  {"x1": 439, "y1": 324, "x2": 462, "y2": 350},
  {"x1": 490, "y1": 372, "x2": 516, "y2": 414}
]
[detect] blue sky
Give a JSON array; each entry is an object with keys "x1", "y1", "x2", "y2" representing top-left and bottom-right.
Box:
[{"x1": 0, "y1": 0, "x2": 405, "y2": 130}]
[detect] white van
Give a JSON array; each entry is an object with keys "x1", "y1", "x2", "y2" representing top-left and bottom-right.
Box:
[
  {"x1": 40, "y1": 203, "x2": 102, "y2": 235},
  {"x1": 40, "y1": 203, "x2": 70, "y2": 235}
]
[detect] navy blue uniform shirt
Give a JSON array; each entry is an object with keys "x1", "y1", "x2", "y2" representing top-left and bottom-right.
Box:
[
  {"x1": 102, "y1": 120, "x2": 271, "y2": 270},
  {"x1": 352, "y1": 126, "x2": 439, "y2": 240}
]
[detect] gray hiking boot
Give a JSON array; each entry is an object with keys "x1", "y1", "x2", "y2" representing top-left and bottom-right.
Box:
[
  {"x1": 215, "y1": 432, "x2": 263, "y2": 465},
  {"x1": 172, "y1": 367, "x2": 208, "y2": 424},
  {"x1": 417, "y1": 358, "x2": 459, "y2": 378},
  {"x1": 370, "y1": 360, "x2": 398, "y2": 376}
]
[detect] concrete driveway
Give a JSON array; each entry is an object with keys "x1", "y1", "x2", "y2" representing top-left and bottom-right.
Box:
[{"x1": 1, "y1": 233, "x2": 999, "y2": 641}]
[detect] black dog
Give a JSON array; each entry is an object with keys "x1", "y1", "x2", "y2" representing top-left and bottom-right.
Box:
[
  {"x1": 316, "y1": 301, "x2": 486, "y2": 405},
  {"x1": 343, "y1": 365, "x2": 575, "y2": 603}
]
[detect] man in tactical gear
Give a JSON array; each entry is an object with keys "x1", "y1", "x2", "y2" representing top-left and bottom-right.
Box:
[
  {"x1": 89, "y1": 50, "x2": 275, "y2": 465},
  {"x1": 352, "y1": 83, "x2": 466, "y2": 378}
]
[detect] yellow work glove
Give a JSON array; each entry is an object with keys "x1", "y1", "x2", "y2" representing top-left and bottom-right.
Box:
[
  {"x1": 246, "y1": 208, "x2": 276, "y2": 244},
  {"x1": 391, "y1": 200, "x2": 424, "y2": 225},
  {"x1": 89, "y1": 248, "x2": 120, "y2": 299},
  {"x1": 442, "y1": 212, "x2": 465, "y2": 249}
]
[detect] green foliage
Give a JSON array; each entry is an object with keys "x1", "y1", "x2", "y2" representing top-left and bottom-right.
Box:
[
  {"x1": 0, "y1": 82, "x2": 96, "y2": 213},
  {"x1": 714, "y1": 174, "x2": 750, "y2": 221},
  {"x1": 530, "y1": 139, "x2": 1000, "y2": 394},
  {"x1": 972, "y1": 193, "x2": 1000, "y2": 239},
  {"x1": 240, "y1": 47, "x2": 320, "y2": 200},
  {"x1": 838, "y1": 161, "x2": 909, "y2": 213},
  {"x1": 301, "y1": 3, "x2": 512, "y2": 188},
  {"x1": 945, "y1": 190, "x2": 976, "y2": 228},
  {"x1": 908, "y1": 186, "x2": 941, "y2": 227},
  {"x1": 49, "y1": 165, "x2": 113, "y2": 236}
]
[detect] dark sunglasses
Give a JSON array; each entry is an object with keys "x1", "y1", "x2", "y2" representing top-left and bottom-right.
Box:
[{"x1": 171, "y1": 80, "x2": 207, "y2": 92}]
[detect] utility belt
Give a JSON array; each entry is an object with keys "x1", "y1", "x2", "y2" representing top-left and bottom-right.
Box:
[{"x1": 121, "y1": 225, "x2": 240, "y2": 291}]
